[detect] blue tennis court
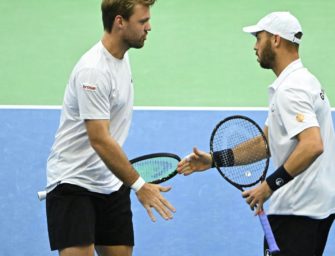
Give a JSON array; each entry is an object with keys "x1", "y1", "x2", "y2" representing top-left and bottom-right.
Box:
[{"x1": 1, "y1": 108, "x2": 334, "y2": 255}]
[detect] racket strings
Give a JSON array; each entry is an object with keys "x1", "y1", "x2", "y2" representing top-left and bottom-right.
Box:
[
  {"x1": 133, "y1": 157, "x2": 178, "y2": 182},
  {"x1": 212, "y1": 119, "x2": 267, "y2": 187}
]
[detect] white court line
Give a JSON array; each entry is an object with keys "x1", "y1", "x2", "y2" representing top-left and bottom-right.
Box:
[
  {"x1": 0, "y1": 105, "x2": 62, "y2": 109},
  {"x1": 133, "y1": 106, "x2": 269, "y2": 111},
  {"x1": 0, "y1": 105, "x2": 268, "y2": 111},
  {"x1": 1, "y1": 105, "x2": 334, "y2": 111}
]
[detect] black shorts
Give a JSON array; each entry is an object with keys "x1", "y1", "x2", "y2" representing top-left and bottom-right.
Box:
[
  {"x1": 264, "y1": 214, "x2": 335, "y2": 256},
  {"x1": 46, "y1": 183, "x2": 134, "y2": 251}
]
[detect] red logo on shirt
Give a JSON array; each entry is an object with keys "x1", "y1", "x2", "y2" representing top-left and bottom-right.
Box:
[{"x1": 82, "y1": 84, "x2": 97, "y2": 91}]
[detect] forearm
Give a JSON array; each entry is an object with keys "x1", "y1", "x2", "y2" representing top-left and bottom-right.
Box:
[
  {"x1": 266, "y1": 131, "x2": 323, "y2": 192},
  {"x1": 90, "y1": 135, "x2": 139, "y2": 186},
  {"x1": 213, "y1": 136, "x2": 267, "y2": 167},
  {"x1": 283, "y1": 140, "x2": 323, "y2": 177},
  {"x1": 233, "y1": 135, "x2": 268, "y2": 165}
]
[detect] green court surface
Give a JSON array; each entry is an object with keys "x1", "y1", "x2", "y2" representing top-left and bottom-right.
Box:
[{"x1": 1, "y1": 0, "x2": 334, "y2": 107}]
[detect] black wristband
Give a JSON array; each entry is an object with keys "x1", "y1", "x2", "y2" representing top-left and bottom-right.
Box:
[
  {"x1": 266, "y1": 165, "x2": 293, "y2": 192},
  {"x1": 211, "y1": 149, "x2": 235, "y2": 168}
]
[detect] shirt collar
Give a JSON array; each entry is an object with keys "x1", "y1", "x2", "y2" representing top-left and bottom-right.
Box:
[{"x1": 269, "y1": 59, "x2": 304, "y2": 91}]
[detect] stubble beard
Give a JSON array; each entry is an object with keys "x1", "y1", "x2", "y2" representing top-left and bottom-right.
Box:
[
  {"x1": 124, "y1": 33, "x2": 146, "y2": 49},
  {"x1": 259, "y1": 41, "x2": 276, "y2": 70}
]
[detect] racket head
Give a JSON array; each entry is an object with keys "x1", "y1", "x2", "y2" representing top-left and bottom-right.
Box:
[
  {"x1": 210, "y1": 115, "x2": 270, "y2": 190},
  {"x1": 130, "y1": 153, "x2": 181, "y2": 184}
]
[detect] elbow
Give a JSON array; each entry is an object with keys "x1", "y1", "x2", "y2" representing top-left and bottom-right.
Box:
[
  {"x1": 89, "y1": 138, "x2": 100, "y2": 150},
  {"x1": 88, "y1": 135, "x2": 106, "y2": 152},
  {"x1": 312, "y1": 142, "x2": 324, "y2": 158}
]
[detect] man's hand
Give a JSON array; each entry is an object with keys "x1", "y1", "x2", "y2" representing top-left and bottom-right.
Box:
[
  {"x1": 177, "y1": 147, "x2": 212, "y2": 176},
  {"x1": 242, "y1": 181, "x2": 273, "y2": 215},
  {"x1": 136, "y1": 183, "x2": 176, "y2": 222}
]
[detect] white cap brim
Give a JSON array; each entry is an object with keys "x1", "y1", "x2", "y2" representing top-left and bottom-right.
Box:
[{"x1": 242, "y1": 25, "x2": 262, "y2": 36}]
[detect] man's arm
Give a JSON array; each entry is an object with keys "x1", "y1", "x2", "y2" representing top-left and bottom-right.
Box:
[
  {"x1": 85, "y1": 119, "x2": 139, "y2": 185},
  {"x1": 177, "y1": 127, "x2": 271, "y2": 176},
  {"x1": 283, "y1": 126, "x2": 323, "y2": 176},
  {"x1": 242, "y1": 126, "x2": 323, "y2": 214},
  {"x1": 85, "y1": 119, "x2": 176, "y2": 221}
]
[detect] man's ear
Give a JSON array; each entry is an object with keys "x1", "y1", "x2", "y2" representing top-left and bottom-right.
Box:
[
  {"x1": 114, "y1": 15, "x2": 124, "y2": 28},
  {"x1": 272, "y1": 34, "x2": 281, "y2": 47}
]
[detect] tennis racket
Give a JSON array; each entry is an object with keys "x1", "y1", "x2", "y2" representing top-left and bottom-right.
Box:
[
  {"x1": 210, "y1": 115, "x2": 280, "y2": 254},
  {"x1": 37, "y1": 152, "x2": 180, "y2": 201},
  {"x1": 130, "y1": 152, "x2": 180, "y2": 184}
]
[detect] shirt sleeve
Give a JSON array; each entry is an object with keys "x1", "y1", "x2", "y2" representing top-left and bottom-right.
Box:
[
  {"x1": 277, "y1": 85, "x2": 319, "y2": 139},
  {"x1": 75, "y1": 68, "x2": 111, "y2": 120}
]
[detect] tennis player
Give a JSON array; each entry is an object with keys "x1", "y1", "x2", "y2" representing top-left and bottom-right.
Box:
[
  {"x1": 178, "y1": 12, "x2": 335, "y2": 256},
  {"x1": 45, "y1": 1, "x2": 175, "y2": 256}
]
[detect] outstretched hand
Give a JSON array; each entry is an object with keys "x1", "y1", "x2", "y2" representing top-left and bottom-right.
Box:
[
  {"x1": 136, "y1": 183, "x2": 176, "y2": 222},
  {"x1": 177, "y1": 147, "x2": 212, "y2": 176}
]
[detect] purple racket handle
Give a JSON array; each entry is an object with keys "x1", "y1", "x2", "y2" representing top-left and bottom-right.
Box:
[{"x1": 258, "y1": 211, "x2": 280, "y2": 253}]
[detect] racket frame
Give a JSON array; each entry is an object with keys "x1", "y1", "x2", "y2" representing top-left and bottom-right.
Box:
[{"x1": 210, "y1": 115, "x2": 270, "y2": 190}]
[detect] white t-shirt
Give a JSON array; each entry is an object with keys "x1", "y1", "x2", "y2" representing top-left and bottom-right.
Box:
[
  {"x1": 46, "y1": 41, "x2": 134, "y2": 194},
  {"x1": 265, "y1": 59, "x2": 335, "y2": 219}
]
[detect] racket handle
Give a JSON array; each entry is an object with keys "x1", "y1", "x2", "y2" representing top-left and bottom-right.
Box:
[
  {"x1": 258, "y1": 211, "x2": 280, "y2": 253},
  {"x1": 37, "y1": 191, "x2": 47, "y2": 201}
]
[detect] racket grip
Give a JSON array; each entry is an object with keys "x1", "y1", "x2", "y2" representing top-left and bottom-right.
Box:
[{"x1": 258, "y1": 211, "x2": 280, "y2": 253}]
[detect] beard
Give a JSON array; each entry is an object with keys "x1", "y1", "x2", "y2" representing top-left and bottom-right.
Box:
[
  {"x1": 258, "y1": 40, "x2": 276, "y2": 69},
  {"x1": 126, "y1": 38, "x2": 145, "y2": 49},
  {"x1": 123, "y1": 31, "x2": 146, "y2": 49}
]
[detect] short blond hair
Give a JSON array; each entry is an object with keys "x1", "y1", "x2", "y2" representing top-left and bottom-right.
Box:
[{"x1": 101, "y1": 0, "x2": 156, "y2": 32}]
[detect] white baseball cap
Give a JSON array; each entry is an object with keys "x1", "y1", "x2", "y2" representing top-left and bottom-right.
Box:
[{"x1": 243, "y1": 12, "x2": 303, "y2": 44}]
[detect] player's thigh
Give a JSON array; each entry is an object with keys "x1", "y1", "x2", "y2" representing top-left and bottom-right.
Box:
[
  {"x1": 95, "y1": 245, "x2": 133, "y2": 256},
  {"x1": 46, "y1": 184, "x2": 96, "y2": 251},
  {"x1": 59, "y1": 244, "x2": 95, "y2": 256},
  {"x1": 94, "y1": 185, "x2": 134, "y2": 247},
  {"x1": 265, "y1": 215, "x2": 320, "y2": 256},
  {"x1": 314, "y1": 214, "x2": 335, "y2": 256}
]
